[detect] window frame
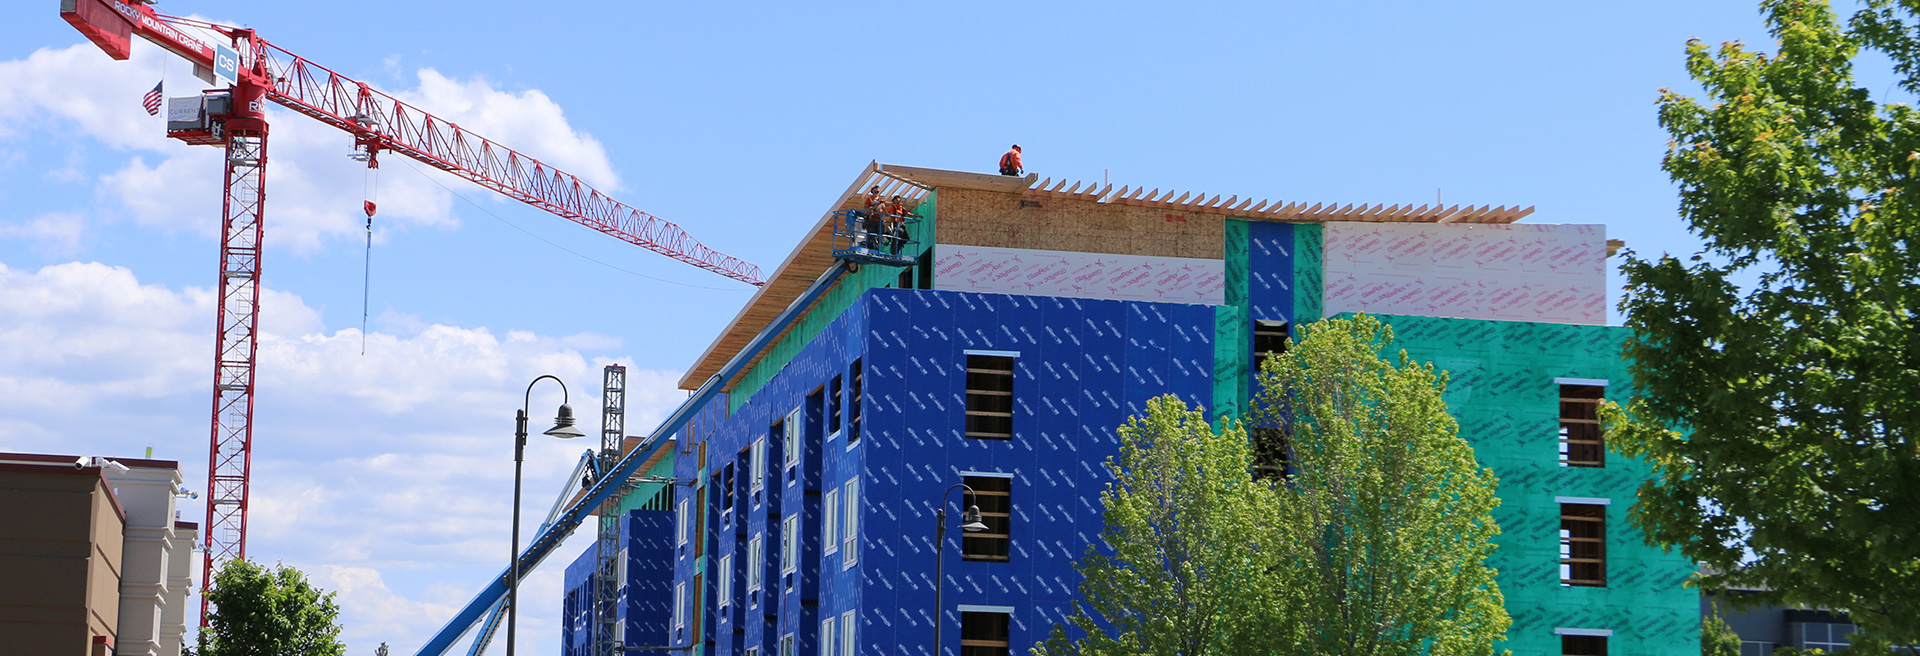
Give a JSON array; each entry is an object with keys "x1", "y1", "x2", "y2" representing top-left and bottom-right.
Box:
[
  {"x1": 964, "y1": 351, "x2": 1017, "y2": 440},
  {"x1": 848, "y1": 359, "x2": 864, "y2": 445},
  {"x1": 823, "y1": 488, "x2": 840, "y2": 555},
  {"x1": 784, "y1": 405, "x2": 803, "y2": 470},
  {"x1": 960, "y1": 474, "x2": 1012, "y2": 563},
  {"x1": 843, "y1": 478, "x2": 860, "y2": 567},
  {"x1": 960, "y1": 609, "x2": 1012, "y2": 656},
  {"x1": 676, "y1": 498, "x2": 690, "y2": 547},
  {"x1": 1558, "y1": 381, "x2": 1607, "y2": 468},
  {"x1": 717, "y1": 554, "x2": 732, "y2": 608},
  {"x1": 829, "y1": 375, "x2": 844, "y2": 439},
  {"x1": 821, "y1": 617, "x2": 836, "y2": 656},
  {"x1": 750, "y1": 438, "x2": 767, "y2": 493},
  {"x1": 1559, "y1": 502, "x2": 1607, "y2": 587},
  {"x1": 781, "y1": 514, "x2": 799, "y2": 576},
  {"x1": 747, "y1": 533, "x2": 764, "y2": 592},
  {"x1": 840, "y1": 610, "x2": 856, "y2": 656},
  {"x1": 673, "y1": 581, "x2": 686, "y2": 629}
]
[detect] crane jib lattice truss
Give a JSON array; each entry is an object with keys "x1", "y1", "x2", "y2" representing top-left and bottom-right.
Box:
[{"x1": 59, "y1": 0, "x2": 765, "y2": 630}]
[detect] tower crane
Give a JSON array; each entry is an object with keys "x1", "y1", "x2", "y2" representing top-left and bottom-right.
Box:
[{"x1": 57, "y1": 0, "x2": 766, "y2": 629}]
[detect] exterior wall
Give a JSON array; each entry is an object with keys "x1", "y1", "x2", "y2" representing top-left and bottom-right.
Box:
[
  {"x1": 935, "y1": 187, "x2": 1224, "y2": 259},
  {"x1": 104, "y1": 463, "x2": 185, "y2": 656},
  {"x1": 560, "y1": 506, "x2": 677, "y2": 655},
  {"x1": 0, "y1": 466, "x2": 125, "y2": 656},
  {"x1": 160, "y1": 523, "x2": 195, "y2": 656}
]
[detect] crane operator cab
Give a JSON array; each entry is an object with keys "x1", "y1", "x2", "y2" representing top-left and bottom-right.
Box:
[{"x1": 831, "y1": 185, "x2": 921, "y2": 268}]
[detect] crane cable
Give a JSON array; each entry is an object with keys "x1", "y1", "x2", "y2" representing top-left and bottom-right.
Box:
[{"x1": 361, "y1": 161, "x2": 378, "y2": 355}]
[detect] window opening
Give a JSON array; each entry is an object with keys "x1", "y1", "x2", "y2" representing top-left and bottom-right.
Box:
[
  {"x1": 849, "y1": 360, "x2": 863, "y2": 444},
  {"x1": 821, "y1": 617, "x2": 836, "y2": 656},
  {"x1": 1562, "y1": 634, "x2": 1607, "y2": 656},
  {"x1": 823, "y1": 488, "x2": 840, "y2": 554},
  {"x1": 784, "y1": 404, "x2": 803, "y2": 470},
  {"x1": 1251, "y1": 426, "x2": 1291, "y2": 481},
  {"x1": 1560, "y1": 384, "x2": 1605, "y2": 467},
  {"x1": 751, "y1": 438, "x2": 767, "y2": 493},
  {"x1": 782, "y1": 514, "x2": 798, "y2": 577},
  {"x1": 966, "y1": 354, "x2": 1015, "y2": 440},
  {"x1": 717, "y1": 555, "x2": 732, "y2": 608},
  {"x1": 1560, "y1": 503, "x2": 1606, "y2": 587},
  {"x1": 677, "y1": 498, "x2": 690, "y2": 547},
  {"x1": 674, "y1": 582, "x2": 686, "y2": 629},
  {"x1": 781, "y1": 634, "x2": 795, "y2": 656},
  {"x1": 748, "y1": 534, "x2": 764, "y2": 591},
  {"x1": 720, "y1": 465, "x2": 735, "y2": 513},
  {"x1": 961, "y1": 611, "x2": 1011, "y2": 656},
  {"x1": 841, "y1": 611, "x2": 856, "y2": 656},
  {"x1": 1252, "y1": 319, "x2": 1289, "y2": 374},
  {"x1": 843, "y1": 479, "x2": 860, "y2": 566},
  {"x1": 962, "y1": 476, "x2": 1011, "y2": 562},
  {"x1": 829, "y1": 375, "x2": 843, "y2": 437}
]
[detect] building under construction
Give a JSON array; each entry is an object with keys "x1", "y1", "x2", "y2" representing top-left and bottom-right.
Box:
[{"x1": 557, "y1": 163, "x2": 1696, "y2": 656}]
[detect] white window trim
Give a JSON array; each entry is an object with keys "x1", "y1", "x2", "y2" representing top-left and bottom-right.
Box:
[
  {"x1": 782, "y1": 515, "x2": 798, "y2": 575},
  {"x1": 717, "y1": 555, "x2": 732, "y2": 607},
  {"x1": 820, "y1": 617, "x2": 836, "y2": 656},
  {"x1": 822, "y1": 489, "x2": 840, "y2": 555},
  {"x1": 963, "y1": 349, "x2": 1021, "y2": 358},
  {"x1": 748, "y1": 534, "x2": 764, "y2": 591},
  {"x1": 781, "y1": 634, "x2": 796, "y2": 656},
  {"x1": 1555, "y1": 627, "x2": 1614, "y2": 637},
  {"x1": 1555, "y1": 377, "x2": 1611, "y2": 387},
  {"x1": 959, "y1": 470, "x2": 1013, "y2": 479},
  {"x1": 676, "y1": 499, "x2": 690, "y2": 546},
  {"x1": 956, "y1": 604, "x2": 1016, "y2": 613},
  {"x1": 674, "y1": 582, "x2": 686, "y2": 629},
  {"x1": 1555, "y1": 496, "x2": 1612, "y2": 506},
  {"x1": 751, "y1": 438, "x2": 767, "y2": 493},
  {"x1": 784, "y1": 406, "x2": 802, "y2": 469},
  {"x1": 840, "y1": 611, "x2": 856, "y2": 656},
  {"x1": 843, "y1": 479, "x2": 859, "y2": 568}
]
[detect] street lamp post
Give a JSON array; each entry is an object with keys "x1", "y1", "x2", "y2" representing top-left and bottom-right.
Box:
[
  {"x1": 933, "y1": 484, "x2": 989, "y2": 656},
  {"x1": 508, "y1": 375, "x2": 588, "y2": 656}
]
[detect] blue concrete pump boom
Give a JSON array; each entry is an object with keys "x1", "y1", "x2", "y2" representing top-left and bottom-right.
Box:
[{"x1": 415, "y1": 260, "x2": 851, "y2": 656}]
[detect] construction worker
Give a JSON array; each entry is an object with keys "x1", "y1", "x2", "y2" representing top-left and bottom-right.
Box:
[
  {"x1": 859, "y1": 185, "x2": 886, "y2": 249},
  {"x1": 885, "y1": 195, "x2": 911, "y2": 255},
  {"x1": 999, "y1": 144, "x2": 1023, "y2": 176}
]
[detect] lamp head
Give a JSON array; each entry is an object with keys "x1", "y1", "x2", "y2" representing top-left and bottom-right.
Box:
[
  {"x1": 543, "y1": 403, "x2": 587, "y2": 439},
  {"x1": 960, "y1": 505, "x2": 988, "y2": 533}
]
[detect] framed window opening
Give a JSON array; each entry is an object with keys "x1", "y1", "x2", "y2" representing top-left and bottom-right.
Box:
[
  {"x1": 781, "y1": 514, "x2": 799, "y2": 577},
  {"x1": 717, "y1": 555, "x2": 733, "y2": 608},
  {"x1": 781, "y1": 633, "x2": 795, "y2": 656},
  {"x1": 840, "y1": 611, "x2": 856, "y2": 656},
  {"x1": 720, "y1": 464, "x2": 735, "y2": 513},
  {"x1": 1559, "y1": 382, "x2": 1606, "y2": 467},
  {"x1": 1251, "y1": 426, "x2": 1292, "y2": 481},
  {"x1": 965, "y1": 352, "x2": 1016, "y2": 440},
  {"x1": 676, "y1": 498, "x2": 690, "y2": 547},
  {"x1": 820, "y1": 617, "x2": 836, "y2": 656},
  {"x1": 750, "y1": 439, "x2": 767, "y2": 494},
  {"x1": 747, "y1": 534, "x2": 764, "y2": 592},
  {"x1": 784, "y1": 405, "x2": 803, "y2": 471},
  {"x1": 1561, "y1": 634, "x2": 1607, "y2": 656},
  {"x1": 961, "y1": 475, "x2": 1011, "y2": 562},
  {"x1": 960, "y1": 610, "x2": 1011, "y2": 656},
  {"x1": 829, "y1": 375, "x2": 844, "y2": 438},
  {"x1": 823, "y1": 488, "x2": 840, "y2": 555},
  {"x1": 1560, "y1": 503, "x2": 1606, "y2": 587},
  {"x1": 849, "y1": 359, "x2": 863, "y2": 445},
  {"x1": 1252, "y1": 319, "x2": 1290, "y2": 374},
  {"x1": 673, "y1": 582, "x2": 686, "y2": 629},
  {"x1": 843, "y1": 478, "x2": 860, "y2": 567}
]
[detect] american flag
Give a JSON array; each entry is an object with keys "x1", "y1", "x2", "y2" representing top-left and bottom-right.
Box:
[{"x1": 142, "y1": 81, "x2": 162, "y2": 116}]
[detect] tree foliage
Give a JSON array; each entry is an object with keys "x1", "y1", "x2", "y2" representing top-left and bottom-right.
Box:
[
  {"x1": 1249, "y1": 314, "x2": 1508, "y2": 656},
  {"x1": 1033, "y1": 395, "x2": 1288, "y2": 656},
  {"x1": 197, "y1": 559, "x2": 345, "y2": 656},
  {"x1": 1607, "y1": 0, "x2": 1920, "y2": 648},
  {"x1": 1703, "y1": 615, "x2": 1743, "y2": 656},
  {"x1": 1037, "y1": 315, "x2": 1508, "y2": 656}
]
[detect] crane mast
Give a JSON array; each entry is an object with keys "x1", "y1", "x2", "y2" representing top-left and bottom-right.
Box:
[{"x1": 58, "y1": 0, "x2": 765, "y2": 632}]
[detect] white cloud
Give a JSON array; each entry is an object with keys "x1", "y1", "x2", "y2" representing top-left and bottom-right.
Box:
[
  {"x1": 0, "y1": 40, "x2": 620, "y2": 254},
  {"x1": 0, "y1": 260, "x2": 686, "y2": 656},
  {"x1": 0, "y1": 212, "x2": 88, "y2": 256}
]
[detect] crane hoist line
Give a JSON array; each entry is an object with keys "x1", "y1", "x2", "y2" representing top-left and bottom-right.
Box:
[{"x1": 57, "y1": 0, "x2": 768, "y2": 628}]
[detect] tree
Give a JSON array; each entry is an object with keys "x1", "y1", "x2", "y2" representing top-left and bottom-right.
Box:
[
  {"x1": 1037, "y1": 315, "x2": 1508, "y2": 656},
  {"x1": 1033, "y1": 395, "x2": 1289, "y2": 656},
  {"x1": 1249, "y1": 314, "x2": 1508, "y2": 656},
  {"x1": 197, "y1": 559, "x2": 345, "y2": 656},
  {"x1": 1703, "y1": 615, "x2": 1742, "y2": 656},
  {"x1": 1607, "y1": 0, "x2": 1920, "y2": 649}
]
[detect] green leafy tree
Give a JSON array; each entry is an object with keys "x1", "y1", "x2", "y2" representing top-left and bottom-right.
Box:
[
  {"x1": 1703, "y1": 615, "x2": 1742, "y2": 656},
  {"x1": 1037, "y1": 315, "x2": 1508, "y2": 656},
  {"x1": 1249, "y1": 314, "x2": 1509, "y2": 656},
  {"x1": 196, "y1": 559, "x2": 345, "y2": 656},
  {"x1": 1033, "y1": 396, "x2": 1288, "y2": 656},
  {"x1": 1607, "y1": 0, "x2": 1920, "y2": 649}
]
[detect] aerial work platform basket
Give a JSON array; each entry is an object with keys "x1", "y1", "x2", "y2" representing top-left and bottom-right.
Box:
[{"x1": 831, "y1": 209, "x2": 920, "y2": 267}]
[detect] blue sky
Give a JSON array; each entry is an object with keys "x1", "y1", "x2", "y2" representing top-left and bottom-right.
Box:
[{"x1": 0, "y1": 1, "x2": 1846, "y2": 654}]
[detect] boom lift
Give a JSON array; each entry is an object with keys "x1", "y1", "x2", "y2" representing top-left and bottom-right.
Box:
[{"x1": 57, "y1": 0, "x2": 766, "y2": 635}]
